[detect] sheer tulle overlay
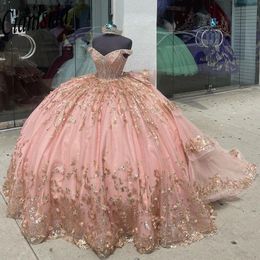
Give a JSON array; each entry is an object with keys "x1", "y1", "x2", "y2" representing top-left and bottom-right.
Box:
[{"x1": 2, "y1": 48, "x2": 256, "y2": 258}]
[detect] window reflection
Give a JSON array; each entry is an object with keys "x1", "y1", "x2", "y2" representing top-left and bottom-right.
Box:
[
  {"x1": 157, "y1": 0, "x2": 260, "y2": 97},
  {"x1": 0, "y1": 0, "x2": 110, "y2": 129}
]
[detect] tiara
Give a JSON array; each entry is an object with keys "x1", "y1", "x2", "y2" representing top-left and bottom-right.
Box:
[{"x1": 102, "y1": 23, "x2": 122, "y2": 35}]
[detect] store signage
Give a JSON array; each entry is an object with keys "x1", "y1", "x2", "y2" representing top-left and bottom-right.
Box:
[
  {"x1": 10, "y1": 9, "x2": 17, "y2": 25},
  {"x1": 0, "y1": 26, "x2": 36, "y2": 60},
  {"x1": 195, "y1": 27, "x2": 224, "y2": 48},
  {"x1": 0, "y1": 8, "x2": 69, "y2": 35}
]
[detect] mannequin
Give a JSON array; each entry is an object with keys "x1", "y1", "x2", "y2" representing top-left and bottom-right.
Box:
[{"x1": 92, "y1": 24, "x2": 132, "y2": 57}]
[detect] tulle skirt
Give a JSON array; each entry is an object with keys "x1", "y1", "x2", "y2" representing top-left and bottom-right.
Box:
[
  {"x1": 157, "y1": 27, "x2": 198, "y2": 76},
  {"x1": 3, "y1": 71, "x2": 256, "y2": 257}
]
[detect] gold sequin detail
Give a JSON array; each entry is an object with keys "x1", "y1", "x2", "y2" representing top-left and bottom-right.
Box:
[
  {"x1": 195, "y1": 163, "x2": 257, "y2": 200},
  {"x1": 185, "y1": 135, "x2": 215, "y2": 154}
]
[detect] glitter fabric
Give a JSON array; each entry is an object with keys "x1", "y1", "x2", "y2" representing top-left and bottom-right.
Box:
[{"x1": 2, "y1": 47, "x2": 256, "y2": 258}]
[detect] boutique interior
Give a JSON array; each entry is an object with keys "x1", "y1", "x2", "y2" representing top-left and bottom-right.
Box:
[
  {"x1": 0, "y1": 0, "x2": 259, "y2": 128},
  {"x1": 0, "y1": 0, "x2": 111, "y2": 129},
  {"x1": 157, "y1": 0, "x2": 260, "y2": 97}
]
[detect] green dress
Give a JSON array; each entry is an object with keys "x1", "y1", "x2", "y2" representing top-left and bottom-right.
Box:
[{"x1": 157, "y1": 27, "x2": 198, "y2": 76}]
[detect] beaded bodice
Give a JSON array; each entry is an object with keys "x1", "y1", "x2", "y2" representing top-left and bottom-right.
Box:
[{"x1": 88, "y1": 47, "x2": 132, "y2": 79}]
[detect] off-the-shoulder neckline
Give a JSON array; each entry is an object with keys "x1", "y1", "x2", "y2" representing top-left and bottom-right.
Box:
[{"x1": 88, "y1": 47, "x2": 132, "y2": 58}]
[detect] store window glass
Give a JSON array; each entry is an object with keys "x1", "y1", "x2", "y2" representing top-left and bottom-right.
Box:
[
  {"x1": 0, "y1": 0, "x2": 111, "y2": 129},
  {"x1": 157, "y1": 0, "x2": 260, "y2": 98}
]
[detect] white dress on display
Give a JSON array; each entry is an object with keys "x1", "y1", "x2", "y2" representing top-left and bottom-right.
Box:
[{"x1": 51, "y1": 38, "x2": 96, "y2": 88}]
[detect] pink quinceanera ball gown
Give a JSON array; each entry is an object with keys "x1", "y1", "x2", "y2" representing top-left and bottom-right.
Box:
[{"x1": 3, "y1": 47, "x2": 256, "y2": 257}]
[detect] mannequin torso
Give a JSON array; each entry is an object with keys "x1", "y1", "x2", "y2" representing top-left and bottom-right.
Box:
[{"x1": 92, "y1": 34, "x2": 132, "y2": 58}]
